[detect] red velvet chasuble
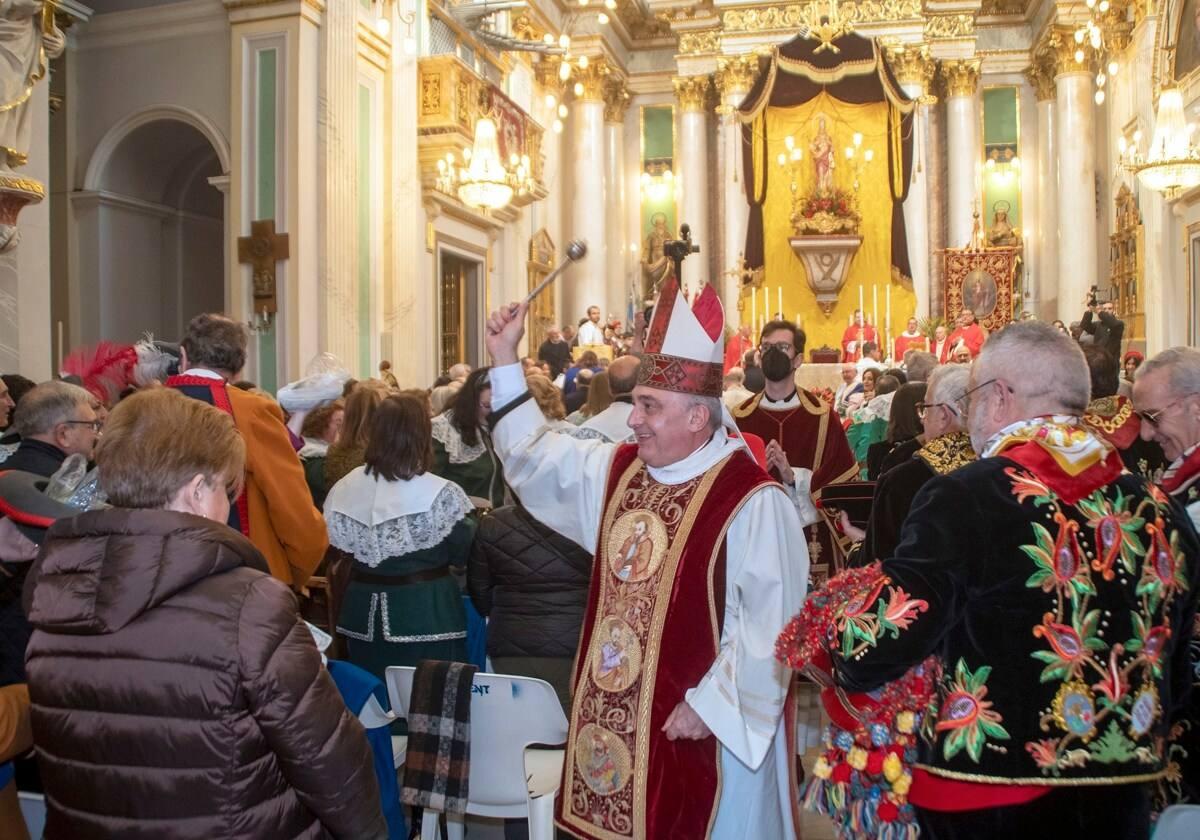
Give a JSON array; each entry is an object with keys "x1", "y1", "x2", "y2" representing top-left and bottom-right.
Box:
[
  {"x1": 732, "y1": 390, "x2": 859, "y2": 572},
  {"x1": 558, "y1": 444, "x2": 773, "y2": 840},
  {"x1": 165, "y1": 375, "x2": 251, "y2": 538}
]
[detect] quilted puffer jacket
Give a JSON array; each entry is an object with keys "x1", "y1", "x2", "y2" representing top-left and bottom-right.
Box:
[
  {"x1": 467, "y1": 505, "x2": 591, "y2": 658},
  {"x1": 22, "y1": 508, "x2": 387, "y2": 840}
]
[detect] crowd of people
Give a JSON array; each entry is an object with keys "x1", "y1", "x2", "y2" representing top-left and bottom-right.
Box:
[{"x1": 0, "y1": 281, "x2": 1196, "y2": 840}]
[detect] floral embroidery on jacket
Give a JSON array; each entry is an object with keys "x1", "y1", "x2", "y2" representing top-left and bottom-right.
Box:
[
  {"x1": 935, "y1": 658, "x2": 1010, "y2": 762},
  {"x1": 1010, "y1": 469, "x2": 1188, "y2": 777}
]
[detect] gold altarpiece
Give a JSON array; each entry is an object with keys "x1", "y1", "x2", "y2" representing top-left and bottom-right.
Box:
[{"x1": 1109, "y1": 185, "x2": 1145, "y2": 349}]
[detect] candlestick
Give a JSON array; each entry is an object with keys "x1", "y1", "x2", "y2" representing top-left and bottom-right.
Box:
[
  {"x1": 886, "y1": 285, "x2": 892, "y2": 334},
  {"x1": 762, "y1": 287, "x2": 768, "y2": 325},
  {"x1": 777, "y1": 286, "x2": 783, "y2": 320},
  {"x1": 752, "y1": 292, "x2": 757, "y2": 338},
  {"x1": 795, "y1": 312, "x2": 801, "y2": 328},
  {"x1": 872, "y1": 284, "x2": 878, "y2": 331},
  {"x1": 859, "y1": 286, "x2": 864, "y2": 321}
]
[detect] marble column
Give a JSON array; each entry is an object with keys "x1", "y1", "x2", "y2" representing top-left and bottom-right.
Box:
[
  {"x1": 322, "y1": 0, "x2": 360, "y2": 369},
  {"x1": 715, "y1": 56, "x2": 758, "y2": 325},
  {"x1": 941, "y1": 59, "x2": 981, "y2": 250},
  {"x1": 568, "y1": 62, "x2": 608, "y2": 323},
  {"x1": 674, "y1": 75, "x2": 710, "y2": 299},
  {"x1": 1027, "y1": 58, "x2": 1058, "y2": 319},
  {"x1": 1053, "y1": 42, "x2": 1097, "y2": 321},
  {"x1": 889, "y1": 46, "x2": 937, "y2": 318},
  {"x1": 603, "y1": 77, "x2": 630, "y2": 324}
]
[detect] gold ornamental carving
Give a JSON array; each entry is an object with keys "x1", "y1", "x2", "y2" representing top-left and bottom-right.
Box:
[
  {"x1": 421, "y1": 73, "x2": 442, "y2": 116},
  {"x1": 940, "y1": 58, "x2": 981, "y2": 98},
  {"x1": 673, "y1": 75, "x2": 711, "y2": 113},
  {"x1": 885, "y1": 44, "x2": 935, "y2": 92},
  {"x1": 722, "y1": 0, "x2": 922, "y2": 34},
  {"x1": 1024, "y1": 55, "x2": 1056, "y2": 101},
  {"x1": 603, "y1": 77, "x2": 630, "y2": 123},
  {"x1": 574, "y1": 59, "x2": 610, "y2": 102},
  {"x1": 924, "y1": 13, "x2": 975, "y2": 40},
  {"x1": 1047, "y1": 26, "x2": 1094, "y2": 77},
  {"x1": 980, "y1": 0, "x2": 1030, "y2": 15},
  {"x1": 679, "y1": 29, "x2": 720, "y2": 56},
  {"x1": 715, "y1": 54, "x2": 760, "y2": 99}
]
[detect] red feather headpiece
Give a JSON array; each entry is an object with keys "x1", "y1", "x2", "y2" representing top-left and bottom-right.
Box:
[{"x1": 61, "y1": 341, "x2": 139, "y2": 406}]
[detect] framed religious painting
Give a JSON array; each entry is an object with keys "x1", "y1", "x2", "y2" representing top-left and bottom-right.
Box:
[
  {"x1": 1176, "y1": 0, "x2": 1200, "y2": 82},
  {"x1": 941, "y1": 247, "x2": 1020, "y2": 332}
]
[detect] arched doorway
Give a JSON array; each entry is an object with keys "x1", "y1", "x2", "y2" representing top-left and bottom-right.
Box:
[{"x1": 73, "y1": 110, "x2": 228, "y2": 344}]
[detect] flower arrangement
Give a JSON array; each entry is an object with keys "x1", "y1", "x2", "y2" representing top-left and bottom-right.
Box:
[{"x1": 792, "y1": 188, "x2": 861, "y2": 236}]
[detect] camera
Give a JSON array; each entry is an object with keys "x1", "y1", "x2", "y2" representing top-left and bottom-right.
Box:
[
  {"x1": 664, "y1": 223, "x2": 701, "y2": 263},
  {"x1": 1087, "y1": 285, "x2": 1111, "y2": 308}
]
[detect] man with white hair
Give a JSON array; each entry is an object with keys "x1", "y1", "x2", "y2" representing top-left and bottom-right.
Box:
[
  {"x1": 722, "y1": 366, "x2": 753, "y2": 410},
  {"x1": 1132, "y1": 346, "x2": 1200, "y2": 810},
  {"x1": 833, "y1": 362, "x2": 864, "y2": 418},
  {"x1": 484, "y1": 275, "x2": 809, "y2": 840},
  {"x1": 843, "y1": 364, "x2": 974, "y2": 566},
  {"x1": 823, "y1": 322, "x2": 1199, "y2": 838}
]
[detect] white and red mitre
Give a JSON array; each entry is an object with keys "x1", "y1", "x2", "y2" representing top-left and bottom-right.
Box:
[{"x1": 637, "y1": 275, "x2": 724, "y2": 398}]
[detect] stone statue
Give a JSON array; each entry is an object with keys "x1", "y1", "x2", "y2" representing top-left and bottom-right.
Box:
[
  {"x1": 810, "y1": 115, "x2": 835, "y2": 195},
  {"x1": 640, "y1": 212, "x2": 672, "y2": 301},
  {"x1": 0, "y1": 0, "x2": 65, "y2": 173},
  {"x1": 987, "y1": 200, "x2": 1019, "y2": 247}
]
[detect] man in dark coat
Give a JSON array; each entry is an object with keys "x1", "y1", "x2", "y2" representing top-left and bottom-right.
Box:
[
  {"x1": 537, "y1": 327, "x2": 572, "y2": 380},
  {"x1": 1080, "y1": 298, "x2": 1125, "y2": 359},
  {"x1": 2, "y1": 382, "x2": 99, "y2": 477}
]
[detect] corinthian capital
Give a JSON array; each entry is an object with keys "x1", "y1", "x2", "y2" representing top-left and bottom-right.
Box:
[
  {"x1": 886, "y1": 43, "x2": 936, "y2": 93},
  {"x1": 673, "y1": 74, "x2": 711, "y2": 113},
  {"x1": 603, "y1": 76, "x2": 630, "y2": 123},
  {"x1": 940, "y1": 58, "x2": 981, "y2": 98}
]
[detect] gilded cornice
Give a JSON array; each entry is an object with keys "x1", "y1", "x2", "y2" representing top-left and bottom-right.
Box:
[
  {"x1": 721, "y1": 0, "x2": 923, "y2": 34},
  {"x1": 715, "y1": 54, "x2": 760, "y2": 99},
  {"x1": 603, "y1": 76, "x2": 630, "y2": 122},
  {"x1": 940, "y1": 57, "x2": 981, "y2": 97},
  {"x1": 924, "y1": 12, "x2": 976, "y2": 40},
  {"x1": 979, "y1": 0, "x2": 1030, "y2": 16},
  {"x1": 885, "y1": 43, "x2": 936, "y2": 91},
  {"x1": 673, "y1": 74, "x2": 711, "y2": 113},
  {"x1": 678, "y1": 29, "x2": 721, "y2": 56}
]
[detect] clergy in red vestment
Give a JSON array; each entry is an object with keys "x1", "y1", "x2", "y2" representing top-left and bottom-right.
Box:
[
  {"x1": 840, "y1": 309, "x2": 877, "y2": 363},
  {"x1": 723, "y1": 323, "x2": 754, "y2": 374},
  {"x1": 932, "y1": 324, "x2": 951, "y2": 363},
  {"x1": 483, "y1": 276, "x2": 809, "y2": 840},
  {"x1": 893, "y1": 316, "x2": 927, "y2": 361},
  {"x1": 946, "y1": 308, "x2": 987, "y2": 359},
  {"x1": 734, "y1": 319, "x2": 859, "y2": 572}
]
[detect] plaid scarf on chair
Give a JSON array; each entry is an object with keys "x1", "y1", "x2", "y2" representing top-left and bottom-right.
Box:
[{"x1": 400, "y1": 660, "x2": 478, "y2": 815}]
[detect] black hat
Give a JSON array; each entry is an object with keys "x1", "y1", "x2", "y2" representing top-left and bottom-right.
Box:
[{"x1": 0, "y1": 469, "x2": 79, "y2": 544}]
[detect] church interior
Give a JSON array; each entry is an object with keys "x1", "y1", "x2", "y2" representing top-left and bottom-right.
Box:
[{"x1": 0, "y1": 0, "x2": 1195, "y2": 387}]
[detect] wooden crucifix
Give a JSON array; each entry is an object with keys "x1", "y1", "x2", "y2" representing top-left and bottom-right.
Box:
[{"x1": 237, "y1": 219, "x2": 289, "y2": 315}]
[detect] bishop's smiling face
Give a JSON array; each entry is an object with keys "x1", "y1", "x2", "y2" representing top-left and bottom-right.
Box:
[{"x1": 627, "y1": 386, "x2": 711, "y2": 468}]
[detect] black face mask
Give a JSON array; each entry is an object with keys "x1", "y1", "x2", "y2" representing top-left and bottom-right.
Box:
[{"x1": 761, "y1": 347, "x2": 794, "y2": 382}]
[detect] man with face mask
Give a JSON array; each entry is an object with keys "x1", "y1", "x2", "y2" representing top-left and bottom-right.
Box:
[
  {"x1": 482, "y1": 278, "x2": 810, "y2": 840},
  {"x1": 732, "y1": 319, "x2": 858, "y2": 570}
]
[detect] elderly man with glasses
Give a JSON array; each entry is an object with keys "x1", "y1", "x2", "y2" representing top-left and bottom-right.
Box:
[
  {"x1": 804, "y1": 321, "x2": 1199, "y2": 839},
  {"x1": 1132, "y1": 345, "x2": 1200, "y2": 811},
  {"x1": 2, "y1": 381, "x2": 99, "y2": 477},
  {"x1": 842, "y1": 364, "x2": 975, "y2": 568}
]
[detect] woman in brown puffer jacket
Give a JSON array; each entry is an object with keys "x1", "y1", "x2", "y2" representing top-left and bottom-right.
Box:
[{"x1": 22, "y1": 388, "x2": 387, "y2": 840}]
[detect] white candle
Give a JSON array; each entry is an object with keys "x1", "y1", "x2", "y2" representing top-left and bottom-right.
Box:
[
  {"x1": 886, "y1": 285, "x2": 892, "y2": 333},
  {"x1": 752, "y1": 292, "x2": 757, "y2": 335},
  {"x1": 763, "y1": 287, "x2": 769, "y2": 324},
  {"x1": 777, "y1": 286, "x2": 782, "y2": 319},
  {"x1": 796, "y1": 312, "x2": 801, "y2": 327},
  {"x1": 872, "y1": 284, "x2": 878, "y2": 330},
  {"x1": 859, "y1": 286, "x2": 864, "y2": 320}
]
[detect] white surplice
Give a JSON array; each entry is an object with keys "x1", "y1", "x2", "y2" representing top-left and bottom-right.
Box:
[{"x1": 489, "y1": 363, "x2": 808, "y2": 840}]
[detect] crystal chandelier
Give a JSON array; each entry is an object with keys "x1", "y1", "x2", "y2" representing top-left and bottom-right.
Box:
[
  {"x1": 435, "y1": 115, "x2": 537, "y2": 211},
  {"x1": 1119, "y1": 86, "x2": 1200, "y2": 200}
]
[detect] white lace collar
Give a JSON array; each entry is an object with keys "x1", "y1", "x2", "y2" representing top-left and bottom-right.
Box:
[
  {"x1": 324, "y1": 470, "x2": 474, "y2": 566},
  {"x1": 647, "y1": 427, "x2": 743, "y2": 486},
  {"x1": 326, "y1": 468, "x2": 457, "y2": 523},
  {"x1": 431, "y1": 412, "x2": 487, "y2": 464}
]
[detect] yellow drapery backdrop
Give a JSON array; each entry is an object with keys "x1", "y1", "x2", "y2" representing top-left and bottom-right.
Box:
[{"x1": 759, "y1": 91, "x2": 916, "y2": 355}]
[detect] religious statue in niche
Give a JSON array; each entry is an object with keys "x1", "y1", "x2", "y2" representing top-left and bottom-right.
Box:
[
  {"x1": 987, "y1": 201, "x2": 1020, "y2": 247},
  {"x1": 810, "y1": 115, "x2": 835, "y2": 195},
  {"x1": 0, "y1": 0, "x2": 64, "y2": 251},
  {"x1": 640, "y1": 212, "x2": 673, "y2": 301}
]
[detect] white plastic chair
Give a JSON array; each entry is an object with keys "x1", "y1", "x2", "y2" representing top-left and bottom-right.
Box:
[
  {"x1": 385, "y1": 666, "x2": 568, "y2": 840},
  {"x1": 18, "y1": 792, "x2": 45, "y2": 839},
  {"x1": 1154, "y1": 805, "x2": 1200, "y2": 839}
]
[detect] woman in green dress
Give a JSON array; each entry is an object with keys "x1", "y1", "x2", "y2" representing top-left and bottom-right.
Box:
[
  {"x1": 431, "y1": 367, "x2": 506, "y2": 508},
  {"x1": 324, "y1": 393, "x2": 476, "y2": 681}
]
